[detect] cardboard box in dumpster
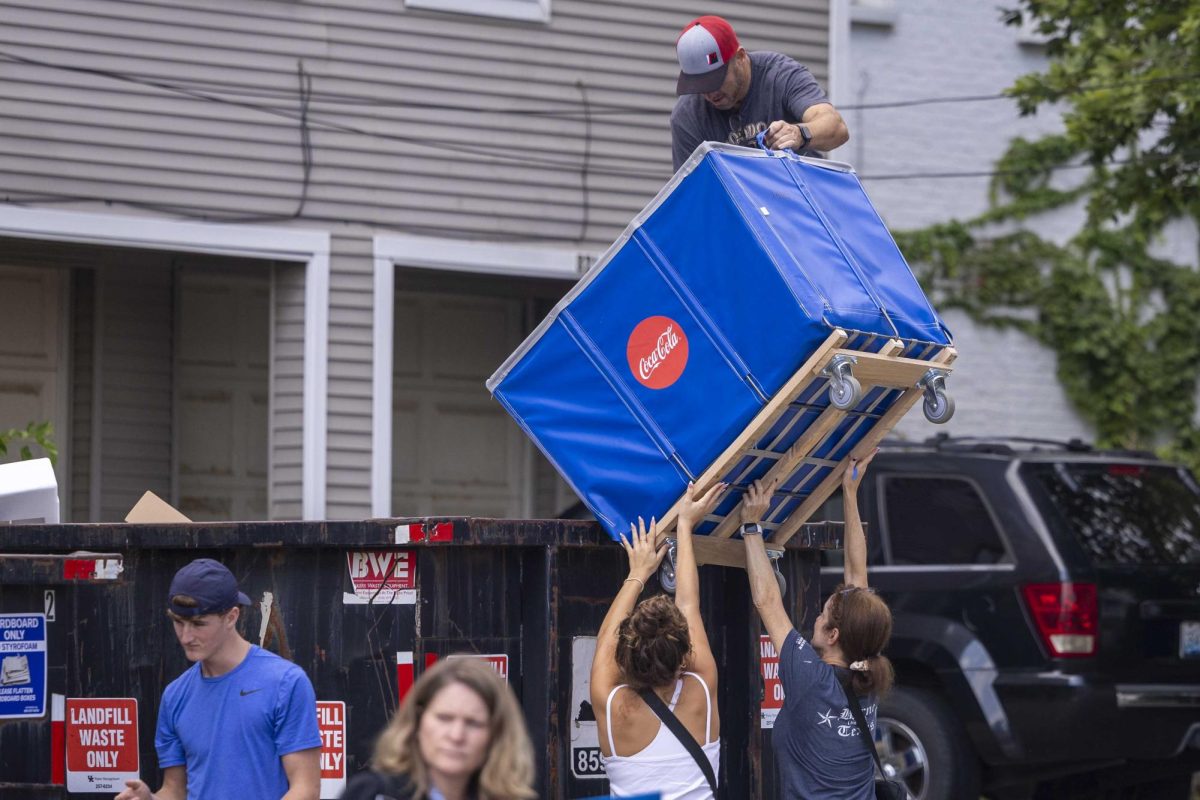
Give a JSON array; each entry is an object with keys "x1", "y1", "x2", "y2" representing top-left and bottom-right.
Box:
[
  {"x1": 488, "y1": 143, "x2": 953, "y2": 540},
  {"x1": 125, "y1": 491, "x2": 191, "y2": 523}
]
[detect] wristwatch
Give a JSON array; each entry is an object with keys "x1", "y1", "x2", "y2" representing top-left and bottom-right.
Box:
[
  {"x1": 740, "y1": 522, "x2": 765, "y2": 537},
  {"x1": 796, "y1": 124, "x2": 813, "y2": 149}
]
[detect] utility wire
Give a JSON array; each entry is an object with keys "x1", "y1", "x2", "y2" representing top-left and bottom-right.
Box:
[{"x1": 3, "y1": 48, "x2": 1199, "y2": 119}]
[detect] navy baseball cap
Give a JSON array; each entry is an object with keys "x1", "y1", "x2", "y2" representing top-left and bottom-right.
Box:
[{"x1": 167, "y1": 558, "x2": 251, "y2": 617}]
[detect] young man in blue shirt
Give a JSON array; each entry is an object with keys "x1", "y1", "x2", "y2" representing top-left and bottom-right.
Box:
[{"x1": 116, "y1": 558, "x2": 321, "y2": 800}]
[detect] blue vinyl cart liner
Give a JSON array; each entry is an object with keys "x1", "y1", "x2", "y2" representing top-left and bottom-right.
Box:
[{"x1": 488, "y1": 143, "x2": 952, "y2": 540}]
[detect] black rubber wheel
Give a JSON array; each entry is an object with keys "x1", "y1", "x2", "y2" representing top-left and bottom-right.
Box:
[{"x1": 876, "y1": 686, "x2": 980, "y2": 800}]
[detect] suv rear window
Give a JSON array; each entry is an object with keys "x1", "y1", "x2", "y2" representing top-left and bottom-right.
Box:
[
  {"x1": 882, "y1": 476, "x2": 1010, "y2": 565},
  {"x1": 1023, "y1": 463, "x2": 1200, "y2": 565}
]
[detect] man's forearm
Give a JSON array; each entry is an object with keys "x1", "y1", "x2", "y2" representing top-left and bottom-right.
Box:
[{"x1": 802, "y1": 108, "x2": 849, "y2": 150}]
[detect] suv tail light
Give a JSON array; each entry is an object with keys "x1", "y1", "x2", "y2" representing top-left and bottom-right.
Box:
[{"x1": 1022, "y1": 582, "x2": 1098, "y2": 657}]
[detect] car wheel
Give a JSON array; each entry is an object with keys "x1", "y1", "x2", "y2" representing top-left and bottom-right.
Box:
[{"x1": 876, "y1": 686, "x2": 981, "y2": 800}]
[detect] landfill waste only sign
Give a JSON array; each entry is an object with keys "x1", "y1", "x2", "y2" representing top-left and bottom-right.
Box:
[
  {"x1": 65, "y1": 698, "x2": 139, "y2": 793},
  {"x1": 318, "y1": 700, "x2": 347, "y2": 799},
  {"x1": 0, "y1": 612, "x2": 46, "y2": 719}
]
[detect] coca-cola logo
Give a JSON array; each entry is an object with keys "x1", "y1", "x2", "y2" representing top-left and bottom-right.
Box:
[{"x1": 626, "y1": 315, "x2": 689, "y2": 390}]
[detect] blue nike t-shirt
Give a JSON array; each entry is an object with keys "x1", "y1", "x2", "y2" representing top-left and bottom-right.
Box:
[
  {"x1": 156, "y1": 645, "x2": 321, "y2": 799},
  {"x1": 772, "y1": 629, "x2": 876, "y2": 799}
]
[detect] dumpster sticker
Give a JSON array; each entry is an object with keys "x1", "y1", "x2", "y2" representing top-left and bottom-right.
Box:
[
  {"x1": 760, "y1": 635, "x2": 783, "y2": 729},
  {"x1": 570, "y1": 636, "x2": 604, "y2": 779},
  {"x1": 344, "y1": 551, "x2": 416, "y2": 605},
  {"x1": 65, "y1": 698, "x2": 139, "y2": 793},
  {"x1": 445, "y1": 653, "x2": 509, "y2": 681},
  {"x1": 317, "y1": 701, "x2": 346, "y2": 799},
  {"x1": 397, "y1": 651, "x2": 415, "y2": 701},
  {"x1": 627, "y1": 316, "x2": 689, "y2": 390},
  {"x1": 395, "y1": 521, "x2": 454, "y2": 544},
  {"x1": 63, "y1": 557, "x2": 123, "y2": 581},
  {"x1": 0, "y1": 613, "x2": 46, "y2": 719}
]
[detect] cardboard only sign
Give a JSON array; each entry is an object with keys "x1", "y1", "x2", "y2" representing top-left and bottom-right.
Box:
[
  {"x1": 318, "y1": 700, "x2": 347, "y2": 799},
  {"x1": 65, "y1": 698, "x2": 139, "y2": 793}
]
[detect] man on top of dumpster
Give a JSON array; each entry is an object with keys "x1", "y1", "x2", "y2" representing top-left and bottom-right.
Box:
[
  {"x1": 670, "y1": 15, "x2": 849, "y2": 171},
  {"x1": 115, "y1": 558, "x2": 321, "y2": 800}
]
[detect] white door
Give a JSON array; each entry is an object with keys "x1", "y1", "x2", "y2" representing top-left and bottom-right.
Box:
[
  {"x1": 392, "y1": 291, "x2": 527, "y2": 517},
  {"x1": 175, "y1": 270, "x2": 269, "y2": 521},
  {"x1": 0, "y1": 265, "x2": 66, "y2": 476}
]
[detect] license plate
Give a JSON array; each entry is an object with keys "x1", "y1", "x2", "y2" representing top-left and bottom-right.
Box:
[{"x1": 1181, "y1": 621, "x2": 1200, "y2": 659}]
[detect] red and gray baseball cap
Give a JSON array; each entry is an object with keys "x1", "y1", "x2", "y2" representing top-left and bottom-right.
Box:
[
  {"x1": 675, "y1": 15, "x2": 741, "y2": 95},
  {"x1": 168, "y1": 558, "x2": 251, "y2": 617}
]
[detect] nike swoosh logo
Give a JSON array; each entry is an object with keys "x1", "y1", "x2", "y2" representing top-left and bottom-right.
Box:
[{"x1": 240, "y1": 688, "x2": 263, "y2": 696}]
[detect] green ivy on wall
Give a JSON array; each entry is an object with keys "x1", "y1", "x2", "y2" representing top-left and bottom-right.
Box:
[{"x1": 895, "y1": 1, "x2": 1200, "y2": 473}]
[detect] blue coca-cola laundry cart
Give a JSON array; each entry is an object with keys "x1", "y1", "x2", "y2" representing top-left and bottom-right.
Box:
[{"x1": 487, "y1": 143, "x2": 956, "y2": 571}]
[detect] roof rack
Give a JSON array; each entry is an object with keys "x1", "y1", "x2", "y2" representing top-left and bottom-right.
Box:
[{"x1": 882, "y1": 434, "x2": 1161, "y2": 460}]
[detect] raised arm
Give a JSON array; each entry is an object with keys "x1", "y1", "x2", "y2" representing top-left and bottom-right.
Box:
[
  {"x1": 591, "y1": 519, "x2": 667, "y2": 699},
  {"x1": 674, "y1": 482, "x2": 726, "y2": 684},
  {"x1": 842, "y1": 450, "x2": 877, "y2": 589},
  {"x1": 740, "y1": 478, "x2": 794, "y2": 652}
]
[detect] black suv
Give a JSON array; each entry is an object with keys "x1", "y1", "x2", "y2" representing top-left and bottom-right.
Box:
[{"x1": 827, "y1": 436, "x2": 1200, "y2": 800}]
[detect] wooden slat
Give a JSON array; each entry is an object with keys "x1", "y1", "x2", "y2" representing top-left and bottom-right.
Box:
[
  {"x1": 834, "y1": 349, "x2": 941, "y2": 389},
  {"x1": 691, "y1": 535, "x2": 784, "y2": 569},
  {"x1": 770, "y1": 346, "x2": 958, "y2": 546},
  {"x1": 707, "y1": 338, "x2": 905, "y2": 539},
  {"x1": 654, "y1": 328, "x2": 848, "y2": 543}
]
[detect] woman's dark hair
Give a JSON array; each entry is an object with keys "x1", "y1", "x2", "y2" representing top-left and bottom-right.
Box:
[
  {"x1": 614, "y1": 594, "x2": 692, "y2": 689},
  {"x1": 825, "y1": 584, "x2": 894, "y2": 697}
]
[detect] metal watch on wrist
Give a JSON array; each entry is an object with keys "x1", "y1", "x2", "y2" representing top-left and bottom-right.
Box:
[{"x1": 740, "y1": 522, "x2": 765, "y2": 536}]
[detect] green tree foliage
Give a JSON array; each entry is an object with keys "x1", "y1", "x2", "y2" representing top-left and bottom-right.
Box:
[
  {"x1": 0, "y1": 421, "x2": 58, "y2": 466},
  {"x1": 896, "y1": 0, "x2": 1200, "y2": 470}
]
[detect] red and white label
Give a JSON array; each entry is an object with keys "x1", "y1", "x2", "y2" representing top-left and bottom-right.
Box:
[
  {"x1": 65, "y1": 698, "x2": 139, "y2": 793},
  {"x1": 397, "y1": 651, "x2": 415, "y2": 701},
  {"x1": 438, "y1": 653, "x2": 510, "y2": 682},
  {"x1": 344, "y1": 551, "x2": 416, "y2": 605},
  {"x1": 394, "y1": 521, "x2": 454, "y2": 544},
  {"x1": 627, "y1": 315, "x2": 689, "y2": 390},
  {"x1": 317, "y1": 701, "x2": 346, "y2": 799},
  {"x1": 760, "y1": 635, "x2": 783, "y2": 729}
]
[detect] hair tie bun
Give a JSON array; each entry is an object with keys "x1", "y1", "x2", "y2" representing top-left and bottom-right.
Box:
[{"x1": 849, "y1": 660, "x2": 870, "y2": 672}]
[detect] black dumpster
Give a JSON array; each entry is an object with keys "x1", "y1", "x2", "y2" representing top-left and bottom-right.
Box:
[{"x1": 0, "y1": 518, "x2": 838, "y2": 798}]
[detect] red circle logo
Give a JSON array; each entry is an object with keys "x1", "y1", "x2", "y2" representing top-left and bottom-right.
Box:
[{"x1": 627, "y1": 316, "x2": 689, "y2": 390}]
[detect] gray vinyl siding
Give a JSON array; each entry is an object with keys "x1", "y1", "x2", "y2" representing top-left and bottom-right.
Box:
[
  {"x1": 0, "y1": 0, "x2": 832, "y2": 519},
  {"x1": 69, "y1": 268, "x2": 94, "y2": 523},
  {"x1": 271, "y1": 261, "x2": 306, "y2": 520},
  {"x1": 325, "y1": 232, "x2": 375, "y2": 519}
]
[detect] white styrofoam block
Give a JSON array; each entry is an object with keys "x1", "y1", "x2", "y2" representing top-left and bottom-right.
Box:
[{"x1": 0, "y1": 458, "x2": 60, "y2": 524}]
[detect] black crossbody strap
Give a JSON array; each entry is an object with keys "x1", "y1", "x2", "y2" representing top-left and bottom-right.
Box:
[
  {"x1": 836, "y1": 674, "x2": 886, "y2": 778},
  {"x1": 637, "y1": 687, "x2": 718, "y2": 796}
]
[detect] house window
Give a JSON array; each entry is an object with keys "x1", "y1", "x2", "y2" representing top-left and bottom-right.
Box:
[
  {"x1": 405, "y1": 0, "x2": 550, "y2": 23},
  {"x1": 882, "y1": 476, "x2": 1011, "y2": 566}
]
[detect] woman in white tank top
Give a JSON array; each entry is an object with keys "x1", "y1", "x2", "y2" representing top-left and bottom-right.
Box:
[{"x1": 589, "y1": 482, "x2": 726, "y2": 800}]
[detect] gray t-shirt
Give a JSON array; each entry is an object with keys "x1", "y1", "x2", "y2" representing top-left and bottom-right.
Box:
[
  {"x1": 772, "y1": 629, "x2": 876, "y2": 800},
  {"x1": 669, "y1": 51, "x2": 831, "y2": 170}
]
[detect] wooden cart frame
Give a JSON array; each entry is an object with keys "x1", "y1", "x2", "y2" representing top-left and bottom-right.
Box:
[{"x1": 654, "y1": 328, "x2": 957, "y2": 570}]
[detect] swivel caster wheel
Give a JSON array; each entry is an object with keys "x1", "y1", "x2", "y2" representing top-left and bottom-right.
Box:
[
  {"x1": 823, "y1": 355, "x2": 862, "y2": 411},
  {"x1": 918, "y1": 368, "x2": 955, "y2": 424},
  {"x1": 659, "y1": 540, "x2": 678, "y2": 594}
]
